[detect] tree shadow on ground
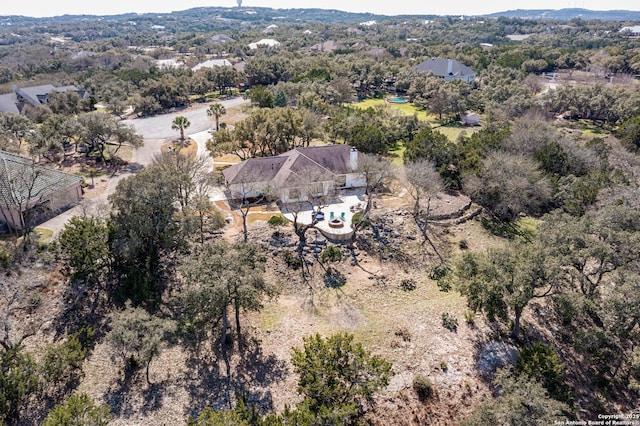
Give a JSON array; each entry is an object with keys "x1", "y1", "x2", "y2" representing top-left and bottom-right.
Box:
[
  {"x1": 140, "y1": 382, "x2": 167, "y2": 415},
  {"x1": 183, "y1": 334, "x2": 288, "y2": 418},
  {"x1": 102, "y1": 365, "x2": 170, "y2": 418},
  {"x1": 103, "y1": 367, "x2": 137, "y2": 418},
  {"x1": 471, "y1": 324, "x2": 519, "y2": 387},
  {"x1": 234, "y1": 335, "x2": 288, "y2": 411}
]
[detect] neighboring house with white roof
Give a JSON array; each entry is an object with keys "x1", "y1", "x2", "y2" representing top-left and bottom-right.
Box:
[
  {"x1": 156, "y1": 59, "x2": 184, "y2": 69},
  {"x1": 0, "y1": 84, "x2": 89, "y2": 115},
  {"x1": 222, "y1": 145, "x2": 364, "y2": 203},
  {"x1": 620, "y1": 25, "x2": 640, "y2": 36},
  {"x1": 0, "y1": 150, "x2": 82, "y2": 231},
  {"x1": 263, "y1": 24, "x2": 278, "y2": 34},
  {"x1": 414, "y1": 58, "x2": 477, "y2": 83},
  {"x1": 191, "y1": 59, "x2": 233, "y2": 72},
  {"x1": 248, "y1": 39, "x2": 280, "y2": 49}
]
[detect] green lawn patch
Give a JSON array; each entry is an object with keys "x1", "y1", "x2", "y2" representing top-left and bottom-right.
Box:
[
  {"x1": 435, "y1": 125, "x2": 480, "y2": 142},
  {"x1": 34, "y1": 228, "x2": 54, "y2": 241},
  {"x1": 388, "y1": 142, "x2": 406, "y2": 165},
  {"x1": 351, "y1": 99, "x2": 436, "y2": 121}
]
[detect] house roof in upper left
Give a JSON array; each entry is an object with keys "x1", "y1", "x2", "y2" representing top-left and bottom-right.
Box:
[
  {"x1": 0, "y1": 94, "x2": 19, "y2": 114},
  {"x1": 1, "y1": 84, "x2": 87, "y2": 113},
  {"x1": 0, "y1": 150, "x2": 82, "y2": 204}
]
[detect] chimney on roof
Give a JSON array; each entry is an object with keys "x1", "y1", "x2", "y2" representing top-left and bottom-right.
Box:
[
  {"x1": 447, "y1": 59, "x2": 453, "y2": 75},
  {"x1": 350, "y1": 147, "x2": 358, "y2": 172}
]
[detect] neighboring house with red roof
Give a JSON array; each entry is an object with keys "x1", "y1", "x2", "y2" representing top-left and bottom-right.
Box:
[
  {"x1": 0, "y1": 84, "x2": 89, "y2": 114},
  {"x1": 415, "y1": 58, "x2": 477, "y2": 83},
  {"x1": 222, "y1": 145, "x2": 364, "y2": 203}
]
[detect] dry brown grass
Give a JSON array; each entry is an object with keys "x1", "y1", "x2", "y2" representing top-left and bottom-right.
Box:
[
  {"x1": 26, "y1": 181, "x2": 498, "y2": 425},
  {"x1": 161, "y1": 140, "x2": 198, "y2": 156}
]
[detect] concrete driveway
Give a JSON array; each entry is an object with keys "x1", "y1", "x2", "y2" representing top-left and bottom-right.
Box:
[{"x1": 122, "y1": 96, "x2": 248, "y2": 165}]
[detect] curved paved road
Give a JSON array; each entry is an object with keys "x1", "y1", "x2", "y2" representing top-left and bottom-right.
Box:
[
  {"x1": 39, "y1": 97, "x2": 248, "y2": 237},
  {"x1": 123, "y1": 97, "x2": 248, "y2": 165}
]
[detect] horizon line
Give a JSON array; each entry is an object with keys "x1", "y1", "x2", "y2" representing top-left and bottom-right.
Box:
[{"x1": 2, "y1": 5, "x2": 640, "y2": 20}]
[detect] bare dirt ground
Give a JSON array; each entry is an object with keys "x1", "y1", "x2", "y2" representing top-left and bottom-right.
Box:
[
  {"x1": 47, "y1": 189, "x2": 499, "y2": 425},
  {"x1": 14, "y1": 104, "x2": 509, "y2": 424},
  {"x1": 2, "y1": 185, "x2": 510, "y2": 425}
]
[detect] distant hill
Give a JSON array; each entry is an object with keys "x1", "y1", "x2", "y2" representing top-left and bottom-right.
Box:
[
  {"x1": 484, "y1": 8, "x2": 640, "y2": 21},
  {"x1": 0, "y1": 7, "x2": 391, "y2": 26},
  {"x1": 0, "y1": 6, "x2": 639, "y2": 25}
]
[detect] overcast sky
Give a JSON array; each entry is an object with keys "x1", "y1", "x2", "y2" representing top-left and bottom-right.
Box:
[{"x1": 3, "y1": 0, "x2": 639, "y2": 18}]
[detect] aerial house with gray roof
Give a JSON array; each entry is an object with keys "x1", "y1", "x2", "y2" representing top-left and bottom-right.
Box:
[
  {"x1": 0, "y1": 151, "x2": 82, "y2": 232},
  {"x1": 0, "y1": 84, "x2": 89, "y2": 114},
  {"x1": 222, "y1": 145, "x2": 365, "y2": 203},
  {"x1": 414, "y1": 58, "x2": 477, "y2": 83}
]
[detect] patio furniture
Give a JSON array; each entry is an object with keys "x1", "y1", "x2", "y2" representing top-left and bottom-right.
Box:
[{"x1": 329, "y1": 218, "x2": 344, "y2": 228}]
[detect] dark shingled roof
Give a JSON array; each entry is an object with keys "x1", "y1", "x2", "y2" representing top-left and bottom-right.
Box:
[
  {"x1": 14, "y1": 85, "x2": 57, "y2": 106},
  {"x1": 0, "y1": 150, "x2": 82, "y2": 204},
  {"x1": 0, "y1": 94, "x2": 19, "y2": 114},
  {"x1": 210, "y1": 34, "x2": 235, "y2": 43},
  {"x1": 414, "y1": 58, "x2": 476, "y2": 78},
  {"x1": 223, "y1": 145, "x2": 354, "y2": 188},
  {"x1": 223, "y1": 157, "x2": 288, "y2": 185},
  {"x1": 289, "y1": 145, "x2": 352, "y2": 175},
  {"x1": 0, "y1": 84, "x2": 88, "y2": 114}
]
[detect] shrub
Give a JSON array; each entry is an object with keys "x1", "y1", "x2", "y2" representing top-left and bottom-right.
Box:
[
  {"x1": 400, "y1": 278, "x2": 416, "y2": 291},
  {"x1": 282, "y1": 250, "x2": 302, "y2": 270},
  {"x1": 0, "y1": 346, "x2": 39, "y2": 421},
  {"x1": 324, "y1": 267, "x2": 347, "y2": 288},
  {"x1": 290, "y1": 333, "x2": 392, "y2": 420},
  {"x1": 41, "y1": 332, "x2": 88, "y2": 391},
  {"x1": 436, "y1": 276, "x2": 452, "y2": 292},
  {"x1": 464, "y1": 310, "x2": 475, "y2": 326},
  {"x1": 517, "y1": 342, "x2": 572, "y2": 403},
  {"x1": 351, "y1": 212, "x2": 369, "y2": 227},
  {"x1": 43, "y1": 393, "x2": 111, "y2": 426},
  {"x1": 268, "y1": 215, "x2": 288, "y2": 227},
  {"x1": 208, "y1": 209, "x2": 226, "y2": 231},
  {"x1": 412, "y1": 374, "x2": 433, "y2": 399},
  {"x1": 441, "y1": 312, "x2": 458, "y2": 332},
  {"x1": 428, "y1": 264, "x2": 449, "y2": 280},
  {"x1": 394, "y1": 327, "x2": 411, "y2": 342},
  {"x1": 321, "y1": 246, "x2": 343, "y2": 263},
  {"x1": 0, "y1": 247, "x2": 11, "y2": 271},
  {"x1": 459, "y1": 239, "x2": 469, "y2": 250}
]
